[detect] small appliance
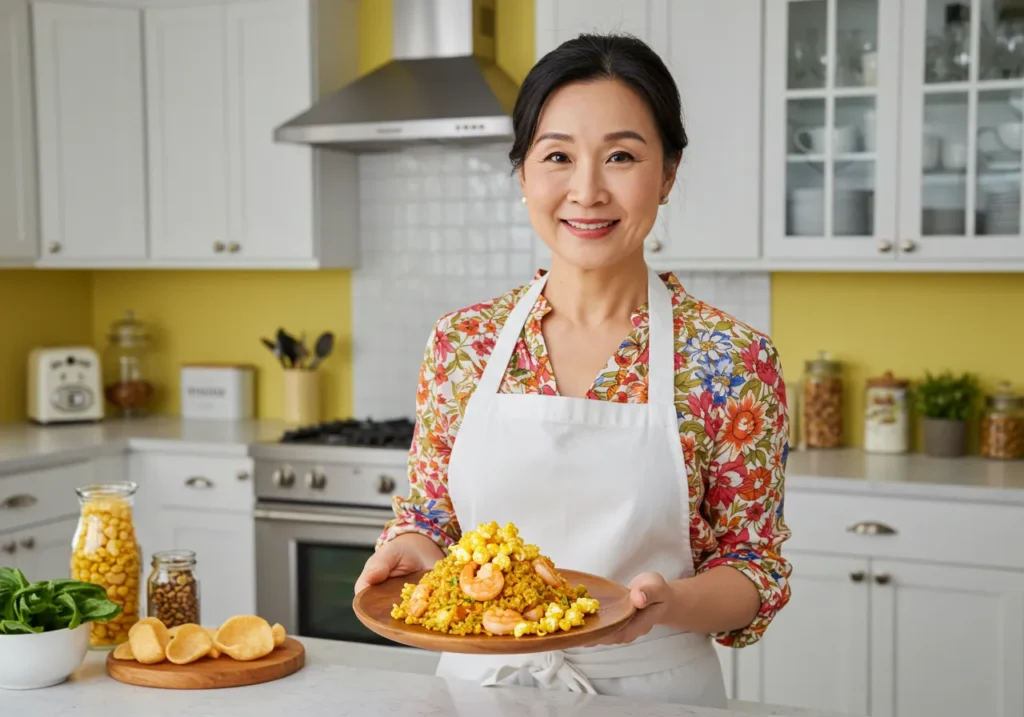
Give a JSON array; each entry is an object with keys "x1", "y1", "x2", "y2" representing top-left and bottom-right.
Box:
[{"x1": 27, "y1": 347, "x2": 104, "y2": 424}]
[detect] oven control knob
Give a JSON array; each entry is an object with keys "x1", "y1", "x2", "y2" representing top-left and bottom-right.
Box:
[
  {"x1": 306, "y1": 469, "x2": 327, "y2": 491},
  {"x1": 273, "y1": 466, "x2": 296, "y2": 488},
  {"x1": 378, "y1": 474, "x2": 396, "y2": 494}
]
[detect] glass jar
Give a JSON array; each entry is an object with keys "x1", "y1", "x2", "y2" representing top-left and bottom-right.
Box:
[
  {"x1": 103, "y1": 309, "x2": 155, "y2": 418},
  {"x1": 70, "y1": 482, "x2": 141, "y2": 648},
  {"x1": 801, "y1": 351, "x2": 844, "y2": 449},
  {"x1": 980, "y1": 381, "x2": 1024, "y2": 460},
  {"x1": 864, "y1": 370, "x2": 910, "y2": 454},
  {"x1": 147, "y1": 550, "x2": 201, "y2": 628}
]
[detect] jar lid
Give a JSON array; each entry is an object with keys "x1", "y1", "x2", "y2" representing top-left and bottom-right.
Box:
[
  {"x1": 152, "y1": 549, "x2": 197, "y2": 569},
  {"x1": 987, "y1": 381, "x2": 1024, "y2": 411},
  {"x1": 107, "y1": 310, "x2": 149, "y2": 347},
  {"x1": 867, "y1": 370, "x2": 909, "y2": 388},
  {"x1": 805, "y1": 350, "x2": 841, "y2": 373}
]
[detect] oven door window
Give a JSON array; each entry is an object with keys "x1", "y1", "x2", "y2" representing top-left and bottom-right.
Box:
[{"x1": 296, "y1": 542, "x2": 397, "y2": 646}]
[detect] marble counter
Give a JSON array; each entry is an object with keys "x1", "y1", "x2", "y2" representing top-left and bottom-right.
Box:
[
  {"x1": 4, "y1": 638, "x2": 855, "y2": 717},
  {"x1": 1, "y1": 416, "x2": 1024, "y2": 505}
]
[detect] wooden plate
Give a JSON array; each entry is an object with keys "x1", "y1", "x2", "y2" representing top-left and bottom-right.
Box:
[
  {"x1": 353, "y1": 569, "x2": 635, "y2": 655},
  {"x1": 105, "y1": 637, "x2": 305, "y2": 689}
]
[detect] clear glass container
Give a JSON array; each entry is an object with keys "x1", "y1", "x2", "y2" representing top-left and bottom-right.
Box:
[
  {"x1": 801, "y1": 351, "x2": 844, "y2": 448},
  {"x1": 980, "y1": 381, "x2": 1024, "y2": 460},
  {"x1": 864, "y1": 370, "x2": 910, "y2": 454},
  {"x1": 147, "y1": 550, "x2": 201, "y2": 628},
  {"x1": 103, "y1": 309, "x2": 155, "y2": 418},
  {"x1": 70, "y1": 482, "x2": 141, "y2": 648}
]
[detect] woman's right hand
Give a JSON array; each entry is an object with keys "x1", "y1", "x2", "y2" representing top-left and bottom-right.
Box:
[{"x1": 354, "y1": 533, "x2": 445, "y2": 595}]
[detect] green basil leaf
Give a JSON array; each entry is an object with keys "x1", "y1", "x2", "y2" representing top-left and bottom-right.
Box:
[{"x1": 0, "y1": 619, "x2": 42, "y2": 635}]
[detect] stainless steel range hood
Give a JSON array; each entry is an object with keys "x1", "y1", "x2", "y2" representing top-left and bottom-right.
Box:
[{"x1": 275, "y1": 0, "x2": 518, "y2": 152}]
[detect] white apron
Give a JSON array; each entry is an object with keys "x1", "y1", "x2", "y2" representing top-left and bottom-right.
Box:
[{"x1": 436, "y1": 268, "x2": 727, "y2": 708}]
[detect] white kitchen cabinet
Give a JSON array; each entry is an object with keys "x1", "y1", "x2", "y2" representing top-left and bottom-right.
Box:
[
  {"x1": 870, "y1": 560, "x2": 1024, "y2": 717},
  {"x1": 144, "y1": 4, "x2": 231, "y2": 261},
  {"x1": 0, "y1": 0, "x2": 38, "y2": 265},
  {"x1": 2, "y1": 517, "x2": 77, "y2": 581},
  {"x1": 157, "y1": 508, "x2": 255, "y2": 627},
  {"x1": 763, "y1": 0, "x2": 1024, "y2": 269},
  {"x1": 734, "y1": 489, "x2": 1024, "y2": 717},
  {"x1": 31, "y1": 1, "x2": 147, "y2": 264}
]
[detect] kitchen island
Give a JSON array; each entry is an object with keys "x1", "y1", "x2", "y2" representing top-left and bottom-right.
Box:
[{"x1": 6, "y1": 637, "x2": 853, "y2": 717}]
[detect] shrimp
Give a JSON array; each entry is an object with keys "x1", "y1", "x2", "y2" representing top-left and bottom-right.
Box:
[
  {"x1": 459, "y1": 561, "x2": 504, "y2": 601},
  {"x1": 482, "y1": 608, "x2": 523, "y2": 636},
  {"x1": 523, "y1": 605, "x2": 544, "y2": 622},
  {"x1": 532, "y1": 557, "x2": 563, "y2": 589},
  {"x1": 408, "y1": 583, "x2": 432, "y2": 618}
]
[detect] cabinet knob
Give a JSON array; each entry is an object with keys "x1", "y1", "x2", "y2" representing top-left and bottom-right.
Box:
[
  {"x1": 236, "y1": 470, "x2": 250, "y2": 482},
  {"x1": 847, "y1": 520, "x2": 897, "y2": 536},
  {"x1": 874, "y1": 573, "x2": 892, "y2": 585},
  {"x1": 228, "y1": 242, "x2": 241, "y2": 254},
  {"x1": 877, "y1": 239, "x2": 893, "y2": 253},
  {"x1": 213, "y1": 241, "x2": 226, "y2": 253},
  {"x1": 900, "y1": 239, "x2": 917, "y2": 253},
  {"x1": 20, "y1": 537, "x2": 35, "y2": 550},
  {"x1": 1, "y1": 541, "x2": 15, "y2": 554},
  {"x1": 48, "y1": 242, "x2": 62, "y2": 254},
  {"x1": 647, "y1": 239, "x2": 662, "y2": 253},
  {"x1": 378, "y1": 474, "x2": 396, "y2": 494},
  {"x1": 850, "y1": 570, "x2": 866, "y2": 582}
]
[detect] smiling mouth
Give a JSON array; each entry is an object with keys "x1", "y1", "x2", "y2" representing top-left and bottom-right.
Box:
[{"x1": 561, "y1": 219, "x2": 620, "y2": 230}]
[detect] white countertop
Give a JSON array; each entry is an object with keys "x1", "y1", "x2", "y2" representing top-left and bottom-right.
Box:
[
  {"x1": 1, "y1": 416, "x2": 1024, "y2": 504},
  {"x1": 4, "y1": 638, "x2": 853, "y2": 717}
]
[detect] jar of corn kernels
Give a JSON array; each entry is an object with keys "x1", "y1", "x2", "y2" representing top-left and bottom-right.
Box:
[{"x1": 70, "y1": 482, "x2": 141, "y2": 648}]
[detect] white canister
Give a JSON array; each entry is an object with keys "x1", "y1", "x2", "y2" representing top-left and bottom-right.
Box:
[
  {"x1": 180, "y1": 364, "x2": 255, "y2": 420},
  {"x1": 864, "y1": 371, "x2": 910, "y2": 454}
]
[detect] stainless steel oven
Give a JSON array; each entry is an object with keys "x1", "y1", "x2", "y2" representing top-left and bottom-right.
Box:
[{"x1": 254, "y1": 501, "x2": 397, "y2": 646}]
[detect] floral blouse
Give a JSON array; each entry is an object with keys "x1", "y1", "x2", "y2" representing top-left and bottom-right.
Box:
[{"x1": 378, "y1": 271, "x2": 792, "y2": 648}]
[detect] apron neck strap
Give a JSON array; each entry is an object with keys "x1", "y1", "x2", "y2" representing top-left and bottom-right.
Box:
[{"x1": 476, "y1": 268, "x2": 676, "y2": 404}]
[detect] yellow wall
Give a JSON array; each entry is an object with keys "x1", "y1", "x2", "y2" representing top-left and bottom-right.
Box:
[
  {"x1": 0, "y1": 270, "x2": 94, "y2": 422},
  {"x1": 90, "y1": 271, "x2": 352, "y2": 419},
  {"x1": 771, "y1": 272, "x2": 1024, "y2": 451}
]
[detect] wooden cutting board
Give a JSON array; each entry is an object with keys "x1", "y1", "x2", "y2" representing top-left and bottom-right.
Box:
[{"x1": 105, "y1": 637, "x2": 305, "y2": 689}]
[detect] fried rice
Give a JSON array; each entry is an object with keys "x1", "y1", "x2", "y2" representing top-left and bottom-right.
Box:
[{"x1": 390, "y1": 521, "x2": 599, "y2": 638}]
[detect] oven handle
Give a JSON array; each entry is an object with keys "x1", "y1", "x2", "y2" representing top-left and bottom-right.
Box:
[{"x1": 253, "y1": 507, "x2": 388, "y2": 528}]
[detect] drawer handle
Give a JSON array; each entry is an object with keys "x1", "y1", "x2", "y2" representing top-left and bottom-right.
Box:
[
  {"x1": 874, "y1": 573, "x2": 892, "y2": 585},
  {"x1": 1, "y1": 541, "x2": 16, "y2": 554},
  {"x1": 20, "y1": 537, "x2": 34, "y2": 550},
  {"x1": 850, "y1": 571, "x2": 866, "y2": 583},
  {"x1": 185, "y1": 476, "x2": 214, "y2": 489},
  {"x1": 847, "y1": 521, "x2": 897, "y2": 536},
  {"x1": 1, "y1": 493, "x2": 38, "y2": 510}
]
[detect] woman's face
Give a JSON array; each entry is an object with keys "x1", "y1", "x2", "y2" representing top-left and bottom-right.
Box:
[{"x1": 519, "y1": 78, "x2": 677, "y2": 272}]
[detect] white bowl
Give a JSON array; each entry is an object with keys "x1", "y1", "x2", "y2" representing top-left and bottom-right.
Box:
[{"x1": 0, "y1": 623, "x2": 90, "y2": 690}]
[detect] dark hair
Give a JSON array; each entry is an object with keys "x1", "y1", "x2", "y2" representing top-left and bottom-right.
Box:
[{"x1": 509, "y1": 33, "x2": 687, "y2": 173}]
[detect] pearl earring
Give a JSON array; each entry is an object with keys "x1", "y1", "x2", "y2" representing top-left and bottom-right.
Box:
[
  {"x1": 521, "y1": 197, "x2": 527, "y2": 205},
  {"x1": 659, "y1": 196, "x2": 669, "y2": 205}
]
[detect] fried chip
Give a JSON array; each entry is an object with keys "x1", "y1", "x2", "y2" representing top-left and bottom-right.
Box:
[
  {"x1": 112, "y1": 641, "x2": 135, "y2": 660},
  {"x1": 214, "y1": 615, "x2": 274, "y2": 661},
  {"x1": 271, "y1": 623, "x2": 286, "y2": 647},
  {"x1": 204, "y1": 627, "x2": 221, "y2": 657},
  {"x1": 133, "y1": 617, "x2": 171, "y2": 648},
  {"x1": 166, "y1": 623, "x2": 213, "y2": 665},
  {"x1": 127, "y1": 623, "x2": 165, "y2": 664}
]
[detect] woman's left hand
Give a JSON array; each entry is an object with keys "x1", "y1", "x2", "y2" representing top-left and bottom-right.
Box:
[{"x1": 591, "y1": 572, "x2": 672, "y2": 646}]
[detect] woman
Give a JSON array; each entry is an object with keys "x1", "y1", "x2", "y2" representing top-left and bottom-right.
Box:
[{"x1": 355, "y1": 33, "x2": 792, "y2": 708}]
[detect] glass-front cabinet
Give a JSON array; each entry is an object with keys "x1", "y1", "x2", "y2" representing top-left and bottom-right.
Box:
[
  {"x1": 899, "y1": 0, "x2": 1024, "y2": 259},
  {"x1": 764, "y1": 0, "x2": 901, "y2": 259},
  {"x1": 765, "y1": 0, "x2": 1024, "y2": 263}
]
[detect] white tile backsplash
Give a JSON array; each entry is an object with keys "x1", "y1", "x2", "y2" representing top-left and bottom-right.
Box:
[{"x1": 352, "y1": 143, "x2": 772, "y2": 419}]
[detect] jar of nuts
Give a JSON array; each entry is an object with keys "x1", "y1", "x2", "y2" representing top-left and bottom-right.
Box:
[
  {"x1": 70, "y1": 482, "x2": 141, "y2": 649},
  {"x1": 147, "y1": 550, "x2": 201, "y2": 629},
  {"x1": 980, "y1": 382, "x2": 1024, "y2": 460},
  {"x1": 800, "y1": 351, "x2": 844, "y2": 449}
]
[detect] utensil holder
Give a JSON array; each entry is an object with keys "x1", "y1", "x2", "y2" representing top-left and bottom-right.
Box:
[{"x1": 283, "y1": 369, "x2": 320, "y2": 425}]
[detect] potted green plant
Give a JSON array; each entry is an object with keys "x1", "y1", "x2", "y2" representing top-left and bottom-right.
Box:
[{"x1": 914, "y1": 371, "x2": 980, "y2": 457}]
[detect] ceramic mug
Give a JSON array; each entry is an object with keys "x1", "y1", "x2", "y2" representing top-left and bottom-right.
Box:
[{"x1": 793, "y1": 125, "x2": 858, "y2": 155}]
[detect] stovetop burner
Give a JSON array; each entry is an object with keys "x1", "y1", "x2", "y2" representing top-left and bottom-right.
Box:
[{"x1": 279, "y1": 418, "x2": 416, "y2": 448}]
